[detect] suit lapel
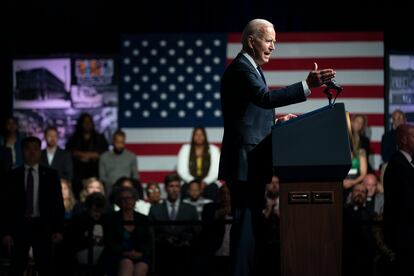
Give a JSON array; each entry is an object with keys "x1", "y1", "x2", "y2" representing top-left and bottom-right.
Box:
[
  {"x1": 161, "y1": 202, "x2": 170, "y2": 220},
  {"x1": 238, "y1": 53, "x2": 266, "y2": 86},
  {"x1": 51, "y1": 149, "x2": 59, "y2": 167}
]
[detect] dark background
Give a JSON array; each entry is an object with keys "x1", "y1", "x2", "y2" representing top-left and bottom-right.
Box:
[{"x1": 1, "y1": 0, "x2": 411, "y2": 125}]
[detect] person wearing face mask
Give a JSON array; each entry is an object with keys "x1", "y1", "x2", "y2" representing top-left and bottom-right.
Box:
[
  {"x1": 218, "y1": 18, "x2": 337, "y2": 276},
  {"x1": 99, "y1": 129, "x2": 139, "y2": 195}
]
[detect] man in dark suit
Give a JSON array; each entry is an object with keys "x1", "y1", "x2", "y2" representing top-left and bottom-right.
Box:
[
  {"x1": 0, "y1": 136, "x2": 65, "y2": 276},
  {"x1": 40, "y1": 126, "x2": 73, "y2": 181},
  {"x1": 381, "y1": 109, "x2": 406, "y2": 163},
  {"x1": 149, "y1": 173, "x2": 198, "y2": 276},
  {"x1": 383, "y1": 123, "x2": 414, "y2": 274},
  {"x1": 218, "y1": 19, "x2": 336, "y2": 276}
]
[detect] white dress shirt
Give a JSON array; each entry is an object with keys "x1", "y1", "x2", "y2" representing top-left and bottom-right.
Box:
[{"x1": 46, "y1": 147, "x2": 57, "y2": 165}]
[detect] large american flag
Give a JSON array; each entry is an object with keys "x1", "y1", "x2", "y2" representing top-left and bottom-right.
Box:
[{"x1": 120, "y1": 32, "x2": 384, "y2": 183}]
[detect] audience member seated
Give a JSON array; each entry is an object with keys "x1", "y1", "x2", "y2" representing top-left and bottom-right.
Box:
[
  {"x1": 383, "y1": 123, "x2": 414, "y2": 275},
  {"x1": 177, "y1": 126, "x2": 220, "y2": 201},
  {"x1": 99, "y1": 130, "x2": 139, "y2": 196},
  {"x1": 105, "y1": 187, "x2": 153, "y2": 276},
  {"x1": 145, "y1": 181, "x2": 163, "y2": 205},
  {"x1": 0, "y1": 136, "x2": 64, "y2": 276},
  {"x1": 149, "y1": 173, "x2": 199, "y2": 276},
  {"x1": 0, "y1": 116, "x2": 24, "y2": 168},
  {"x1": 381, "y1": 109, "x2": 406, "y2": 164},
  {"x1": 343, "y1": 121, "x2": 368, "y2": 201},
  {"x1": 342, "y1": 184, "x2": 375, "y2": 276},
  {"x1": 197, "y1": 184, "x2": 232, "y2": 276},
  {"x1": 350, "y1": 114, "x2": 373, "y2": 172},
  {"x1": 41, "y1": 126, "x2": 73, "y2": 181},
  {"x1": 74, "y1": 177, "x2": 107, "y2": 215},
  {"x1": 61, "y1": 179, "x2": 77, "y2": 222},
  {"x1": 183, "y1": 180, "x2": 213, "y2": 219},
  {"x1": 362, "y1": 174, "x2": 384, "y2": 219},
  {"x1": 110, "y1": 177, "x2": 150, "y2": 216},
  {"x1": 65, "y1": 192, "x2": 108, "y2": 275},
  {"x1": 66, "y1": 113, "x2": 108, "y2": 198}
]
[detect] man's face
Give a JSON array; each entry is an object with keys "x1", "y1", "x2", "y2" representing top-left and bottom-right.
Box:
[
  {"x1": 250, "y1": 26, "x2": 276, "y2": 65},
  {"x1": 45, "y1": 129, "x2": 58, "y2": 148},
  {"x1": 166, "y1": 180, "x2": 181, "y2": 202},
  {"x1": 351, "y1": 185, "x2": 368, "y2": 206},
  {"x1": 23, "y1": 142, "x2": 41, "y2": 165},
  {"x1": 188, "y1": 182, "x2": 201, "y2": 201},
  {"x1": 392, "y1": 112, "x2": 406, "y2": 129},
  {"x1": 113, "y1": 134, "x2": 126, "y2": 152},
  {"x1": 363, "y1": 175, "x2": 377, "y2": 196},
  {"x1": 266, "y1": 176, "x2": 279, "y2": 193}
]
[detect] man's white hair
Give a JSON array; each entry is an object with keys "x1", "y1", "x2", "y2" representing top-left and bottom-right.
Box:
[{"x1": 241, "y1": 19, "x2": 274, "y2": 48}]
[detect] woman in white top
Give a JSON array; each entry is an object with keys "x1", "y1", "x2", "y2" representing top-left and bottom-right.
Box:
[{"x1": 177, "y1": 126, "x2": 221, "y2": 200}]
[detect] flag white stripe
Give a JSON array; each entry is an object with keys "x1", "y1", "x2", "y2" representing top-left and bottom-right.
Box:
[
  {"x1": 125, "y1": 127, "x2": 224, "y2": 143},
  {"x1": 136, "y1": 154, "x2": 383, "y2": 172},
  {"x1": 370, "y1": 155, "x2": 382, "y2": 171},
  {"x1": 368, "y1": 126, "x2": 385, "y2": 142},
  {"x1": 137, "y1": 156, "x2": 178, "y2": 171},
  {"x1": 125, "y1": 125, "x2": 384, "y2": 144},
  {"x1": 276, "y1": 99, "x2": 384, "y2": 114},
  {"x1": 265, "y1": 70, "x2": 383, "y2": 86},
  {"x1": 227, "y1": 42, "x2": 384, "y2": 58}
]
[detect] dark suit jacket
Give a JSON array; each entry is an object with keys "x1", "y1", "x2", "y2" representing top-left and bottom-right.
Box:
[
  {"x1": 149, "y1": 201, "x2": 198, "y2": 244},
  {"x1": 218, "y1": 53, "x2": 306, "y2": 182},
  {"x1": 381, "y1": 129, "x2": 397, "y2": 163},
  {"x1": 383, "y1": 151, "x2": 414, "y2": 251},
  {"x1": 1, "y1": 165, "x2": 65, "y2": 238},
  {"x1": 41, "y1": 147, "x2": 73, "y2": 181}
]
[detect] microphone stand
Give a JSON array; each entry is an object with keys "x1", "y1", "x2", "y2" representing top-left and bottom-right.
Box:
[{"x1": 323, "y1": 87, "x2": 333, "y2": 106}]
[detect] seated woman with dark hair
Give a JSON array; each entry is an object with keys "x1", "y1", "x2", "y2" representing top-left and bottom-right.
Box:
[
  {"x1": 105, "y1": 186, "x2": 153, "y2": 276},
  {"x1": 177, "y1": 126, "x2": 221, "y2": 201}
]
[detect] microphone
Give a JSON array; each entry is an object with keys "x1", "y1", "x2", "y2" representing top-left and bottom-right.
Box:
[{"x1": 325, "y1": 80, "x2": 343, "y2": 92}]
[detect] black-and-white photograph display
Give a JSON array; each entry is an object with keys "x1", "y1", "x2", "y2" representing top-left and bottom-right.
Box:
[
  {"x1": 13, "y1": 58, "x2": 72, "y2": 109},
  {"x1": 12, "y1": 57, "x2": 118, "y2": 146},
  {"x1": 389, "y1": 54, "x2": 414, "y2": 123}
]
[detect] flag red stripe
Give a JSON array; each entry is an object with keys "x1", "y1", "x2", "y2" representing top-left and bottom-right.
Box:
[
  {"x1": 278, "y1": 113, "x2": 384, "y2": 126},
  {"x1": 226, "y1": 58, "x2": 383, "y2": 69},
  {"x1": 228, "y1": 32, "x2": 384, "y2": 43},
  {"x1": 262, "y1": 57, "x2": 383, "y2": 70},
  {"x1": 126, "y1": 143, "x2": 222, "y2": 156},
  {"x1": 370, "y1": 142, "x2": 381, "y2": 155},
  {"x1": 126, "y1": 144, "x2": 182, "y2": 155},
  {"x1": 305, "y1": 86, "x2": 384, "y2": 99},
  {"x1": 140, "y1": 171, "x2": 175, "y2": 183},
  {"x1": 127, "y1": 141, "x2": 381, "y2": 156}
]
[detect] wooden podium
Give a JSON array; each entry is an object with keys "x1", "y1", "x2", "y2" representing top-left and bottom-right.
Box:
[{"x1": 248, "y1": 103, "x2": 351, "y2": 276}]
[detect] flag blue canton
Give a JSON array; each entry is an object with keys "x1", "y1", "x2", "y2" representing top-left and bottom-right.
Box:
[{"x1": 119, "y1": 34, "x2": 226, "y2": 127}]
